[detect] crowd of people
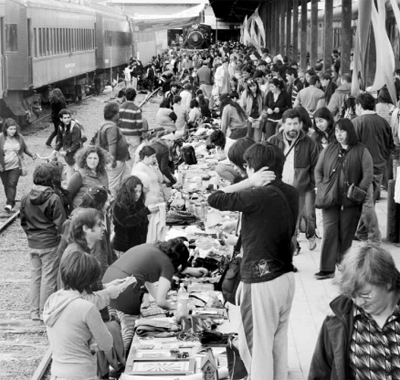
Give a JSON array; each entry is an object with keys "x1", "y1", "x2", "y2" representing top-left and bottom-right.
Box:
[{"x1": 1, "y1": 39, "x2": 400, "y2": 380}]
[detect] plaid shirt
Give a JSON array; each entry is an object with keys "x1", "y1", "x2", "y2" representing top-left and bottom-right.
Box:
[{"x1": 350, "y1": 304, "x2": 400, "y2": 380}]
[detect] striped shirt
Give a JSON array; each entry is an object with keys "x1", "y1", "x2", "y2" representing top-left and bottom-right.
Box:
[{"x1": 118, "y1": 101, "x2": 144, "y2": 137}]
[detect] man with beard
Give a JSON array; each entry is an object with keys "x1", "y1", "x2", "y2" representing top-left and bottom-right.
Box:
[{"x1": 268, "y1": 109, "x2": 319, "y2": 253}]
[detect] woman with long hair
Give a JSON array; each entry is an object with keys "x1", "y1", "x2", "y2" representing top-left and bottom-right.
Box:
[
  {"x1": 220, "y1": 93, "x2": 249, "y2": 140},
  {"x1": 187, "y1": 99, "x2": 202, "y2": 132},
  {"x1": 240, "y1": 79, "x2": 264, "y2": 142},
  {"x1": 295, "y1": 106, "x2": 313, "y2": 135},
  {"x1": 263, "y1": 78, "x2": 292, "y2": 140},
  {"x1": 0, "y1": 118, "x2": 37, "y2": 212},
  {"x1": 312, "y1": 107, "x2": 336, "y2": 151},
  {"x1": 67, "y1": 145, "x2": 109, "y2": 210},
  {"x1": 112, "y1": 176, "x2": 159, "y2": 256},
  {"x1": 45, "y1": 88, "x2": 67, "y2": 147},
  {"x1": 314, "y1": 119, "x2": 373, "y2": 280}
]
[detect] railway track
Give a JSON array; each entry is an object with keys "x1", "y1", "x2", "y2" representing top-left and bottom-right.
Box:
[{"x1": 0, "y1": 210, "x2": 51, "y2": 380}]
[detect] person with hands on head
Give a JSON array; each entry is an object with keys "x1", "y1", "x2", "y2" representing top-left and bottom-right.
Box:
[
  {"x1": 103, "y1": 238, "x2": 207, "y2": 353},
  {"x1": 208, "y1": 143, "x2": 298, "y2": 380}
]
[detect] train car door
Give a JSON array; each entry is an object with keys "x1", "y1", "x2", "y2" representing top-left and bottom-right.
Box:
[{"x1": 5, "y1": 0, "x2": 29, "y2": 90}]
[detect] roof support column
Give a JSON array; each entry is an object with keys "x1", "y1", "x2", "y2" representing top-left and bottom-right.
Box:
[
  {"x1": 286, "y1": 0, "x2": 292, "y2": 59},
  {"x1": 267, "y1": 2, "x2": 272, "y2": 51},
  {"x1": 280, "y1": 0, "x2": 286, "y2": 55},
  {"x1": 273, "y1": 1, "x2": 279, "y2": 55},
  {"x1": 300, "y1": 0, "x2": 307, "y2": 70},
  {"x1": 324, "y1": 0, "x2": 333, "y2": 71},
  {"x1": 341, "y1": 0, "x2": 352, "y2": 74},
  {"x1": 310, "y1": 0, "x2": 318, "y2": 67},
  {"x1": 292, "y1": 0, "x2": 299, "y2": 64}
]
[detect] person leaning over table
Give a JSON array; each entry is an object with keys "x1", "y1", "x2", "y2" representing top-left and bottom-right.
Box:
[
  {"x1": 102, "y1": 238, "x2": 208, "y2": 354},
  {"x1": 308, "y1": 243, "x2": 400, "y2": 380}
]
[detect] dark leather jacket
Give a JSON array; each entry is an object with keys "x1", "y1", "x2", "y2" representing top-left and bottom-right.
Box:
[
  {"x1": 308, "y1": 295, "x2": 355, "y2": 380},
  {"x1": 268, "y1": 130, "x2": 319, "y2": 194}
]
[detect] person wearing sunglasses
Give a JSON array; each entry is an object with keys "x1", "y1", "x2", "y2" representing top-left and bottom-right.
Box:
[{"x1": 309, "y1": 243, "x2": 400, "y2": 380}]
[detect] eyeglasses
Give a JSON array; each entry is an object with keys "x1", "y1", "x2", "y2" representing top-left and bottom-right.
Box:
[{"x1": 350, "y1": 290, "x2": 374, "y2": 301}]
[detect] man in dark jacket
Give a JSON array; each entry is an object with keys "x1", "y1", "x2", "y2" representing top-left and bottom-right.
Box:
[
  {"x1": 20, "y1": 163, "x2": 66, "y2": 321},
  {"x1": 352, "y1": 92, "x2": 395, "y2": 243},
  {"x1": 268, "y1": 109, "x2": 320, "y2": 252},
  {"x1": 208, "y1": 143, "x2": 298, "y2": 380},
  {"x1": 54, "y1": 109, "x2": 83, "y2": 184}
]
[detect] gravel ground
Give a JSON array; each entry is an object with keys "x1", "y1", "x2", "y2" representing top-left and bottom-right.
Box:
[{"x1": 0, "y1": 88, "x2": 161, "y2": 379}]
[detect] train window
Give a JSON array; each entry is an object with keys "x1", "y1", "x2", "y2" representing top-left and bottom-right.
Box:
[
  {"x1": 6, "y1": 24, "x2": 18, "y2": 52},
  {"x1": 33, "y1": 28, "x2": 37, "y2": 57},
  {"x1": 39, "y1": 28, "x2": 43, "y2": 56}
]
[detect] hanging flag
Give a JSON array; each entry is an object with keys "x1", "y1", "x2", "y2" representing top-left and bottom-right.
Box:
[
  {"x1": 369, "y1": 0, "x2": 396, "y2": 103},
  {"x1": 351, "y1": 0, "x2": 372, "y2": 96},
  {"x1": 252, "y1": 6, "x2": 266, "y2": 48}
]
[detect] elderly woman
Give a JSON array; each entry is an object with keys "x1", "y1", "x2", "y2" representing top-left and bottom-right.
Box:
[{"x1": 309, "y1": 243, "x2": 400, "y2": 380}]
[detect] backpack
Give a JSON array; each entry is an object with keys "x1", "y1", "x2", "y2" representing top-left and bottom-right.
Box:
[
  {"x1": 90, "y1": 122, "x2": 115, "y2": 149},
  {"x1": 181, "y1": 145, "x2": 197, "y2": 165},
  {"x1": 71, "y1": 121, "x2": 87, "y2": 144}
]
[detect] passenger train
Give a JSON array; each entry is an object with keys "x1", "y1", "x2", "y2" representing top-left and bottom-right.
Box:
[{"x1": 1, "y1": 0, "x2": 133, "y2": 125}]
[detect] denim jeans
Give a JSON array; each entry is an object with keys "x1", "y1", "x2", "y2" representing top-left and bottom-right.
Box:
[
  {"x1": 29, "y1": 246, "x2": 60, "y2": 319},
  {"x1": 297, "y1": 190, "x2": 316, "y2": 239},
  {"x1": 0, "y1": 167, "x2": 20, "y2": 207},
  {"x1": 355, "y1": 174, "x2": 382, "y2": 243}
]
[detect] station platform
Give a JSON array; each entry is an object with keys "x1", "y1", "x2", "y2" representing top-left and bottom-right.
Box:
[{"x1": 285, "y1": 189, "x2": 399, "y2": 379}]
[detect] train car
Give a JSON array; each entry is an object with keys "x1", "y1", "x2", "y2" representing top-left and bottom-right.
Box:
[
  {"x1": 86, "y1": 2, "x2": 133, "y2": 71},
  {"x1": 2, "y1": 0, "x2": 97, "y2": 124},
  {"x1": 0, "y1": 0, "x2": 4, "y2": 101}
]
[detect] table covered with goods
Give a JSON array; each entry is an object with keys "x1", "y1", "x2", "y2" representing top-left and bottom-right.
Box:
[{"x1": 120, "y1": 126, "x2": 244, "y2": 380}]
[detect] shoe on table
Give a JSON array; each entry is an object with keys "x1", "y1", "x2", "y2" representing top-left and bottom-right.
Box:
[
  {"x1": 314, "y1": 271, "x2": 335, "y2": 280},
  {"x1": 308, "y1": 235, "x2": 317, "y2": 251}
]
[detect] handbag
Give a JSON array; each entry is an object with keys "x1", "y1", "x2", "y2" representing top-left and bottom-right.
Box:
[
  {"x1": 18, "y1": 155, "x2": 28, "y2": 176},
  {"x1": 216, "y1": 235, "x2": 242, "y2": 305},
  {"x1": 315, "y1": 156, "x2": 344, "y2": 209},
  {"x1": 347, "y1": 183, "x2": 367, "y2": 204}
]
